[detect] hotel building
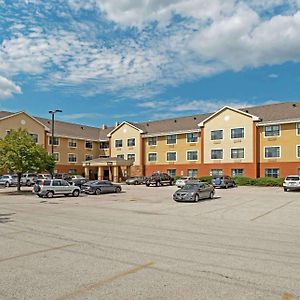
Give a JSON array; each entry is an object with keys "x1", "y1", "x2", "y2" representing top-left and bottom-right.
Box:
[{"x1": 1, "y1": 102, "x2": 300, "y2": 181}]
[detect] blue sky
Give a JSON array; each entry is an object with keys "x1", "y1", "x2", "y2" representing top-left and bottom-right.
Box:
[{"x1": 0, "y1": 0, "x2": 300, "y2": 127}]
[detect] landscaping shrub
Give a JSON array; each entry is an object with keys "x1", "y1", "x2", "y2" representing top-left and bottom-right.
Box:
[
  {"x1": 199, "y1": 176, "x2": 213, "y2": 183},
  {"x1": 233, "y1": 176, "x2": 284, "y2": 187}
]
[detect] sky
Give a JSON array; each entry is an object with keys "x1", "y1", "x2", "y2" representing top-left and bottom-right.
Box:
[{"x1": 0, "y1": 0, "x2": 300, "y2": 127}]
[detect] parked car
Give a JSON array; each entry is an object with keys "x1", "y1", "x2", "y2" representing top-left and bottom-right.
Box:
[
  {"x1": 37, "y1": 173, "x2": 52, "y2": 180},
  {"x1": 71, "y1": 178, "x2": 89, "y2": 189},
  {"x1": 211, "y1": 175, "x2": 236, "y2": 188},
  {"x1": 53, "y1": 173, "x2": 73, "y2": 181},
  {"x1": 0, "y1": 174, "x2": 18, "y2": 187},
  {"x1": 125, "y1": 176, "x2": 144, "y2": 185},
  {"x1": 33, "y1": 179, "x2": 80, "y2": 198},
  {"x1": 175, "y1": 177, "x2": 191, "y2": 188},
  {"x1": 70, "y1": 174, "x2": 85, "y2": 179},
  {"x1": 173, "y1": 182, "x2": 215, "y2": 202},
  {"x1": 283, "y1": 175, "x2": 300, "y2": 192},
  {"x1": 146, "y1": 172, "x2": 174, "y2": 187},
  {"x1": 81, "y1": 180, "x2": 122, "y2": 195},
  {"x1": 21, "y1": 173, "x2": 37, "y2": 186}
]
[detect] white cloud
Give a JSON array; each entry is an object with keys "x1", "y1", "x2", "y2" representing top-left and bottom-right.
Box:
[
  {"x1": 268, "y1": 73, "x2": 279, "y2": 78},
  {"x1": 0, "y1": 76, "x2": 21, "y2": 99}
]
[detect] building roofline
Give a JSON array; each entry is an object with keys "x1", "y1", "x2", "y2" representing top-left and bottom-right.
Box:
[{"x1": 107, "y1": 121, "x2": 144, "y2": 137}]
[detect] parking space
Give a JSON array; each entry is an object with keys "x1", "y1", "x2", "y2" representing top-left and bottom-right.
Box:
[{"x1": 0, "y1": 185, "x2": 299, "y2": 299}]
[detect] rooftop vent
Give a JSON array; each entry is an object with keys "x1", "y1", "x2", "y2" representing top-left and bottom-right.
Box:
[
  {"x1": 193, "y1": 117, "x2": 197, "y2": 120},
  {"x1": 101, "y1": 124, "x2": 107, "y2": 130},
  {"x1": 81, "y1": 126, "x2": 84, "y2": 130},
  {"x1": 293, "y1": 103, "x2": 297, "y2": 107},
  {"x1": 174, "y1": 119, "x2": 177, "y2": 123},
  {"x1": 146, "y1": 123, "x2": 149, "y2": 126},
  {"x1": 115, "y1": 121, "x2": 120, "y2": 128},
  {"x1": 245, "y1": 110, "x2": 249, "y2": 113}
]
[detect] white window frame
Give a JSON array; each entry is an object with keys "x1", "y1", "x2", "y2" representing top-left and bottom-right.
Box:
[
  {"x1": 127, "y1": 153, "x2": 136, "y2": 161},
  {"x1": 115, "y1": 139, "x2": 123, "y2": 148},
  {"x1": 186, "y1": 132, "x2": 198, "y2": 143},
  {"x1": 186, "y1": 150, "x2": 198, "y2": 161},
  {"x1": 230, "y1": 147, "x2": 245, "y2": 159},
  {"x1": 167, "y1": 169, "x2": 176, "y2": 177},
  {"x1": 264, "y1": 146, "x2": 281, "y2": 159},
  {"x1": 99, "y1": 141, "x2": 109, "y2": 149},
  {"x1": 85, "y1": 140, "x2": 93, "y2": 150},
  {"x1": 48, "y1": 136, "x2": 60, "y2": 146},
  {"x1": 265, "y1": 168, "x2": 280, "y2": 178},
  {"x1": 148, "y1": 152, "x2": 157, "y2": 162},
  {"x1": 68, "y1": 139, "x2": 77, "y2": 148},
  {"x1": 166, "y1": 135, "x2": 177, "y2": 145},
  {"x1": 231, "y1": 168, "x2": 244, "y2": 177},
  {"x1": 166, "y1": 151, "x2": 177, "y2": 162},
  {"x1": 127, "y1": 138, "x2": 136, "y2": 147},
  {"x1": 53, "y1": 152, "x2": 60, "y2": 162},
  {"x1": 187, "y1": 169, "x2": 198, "y2": 178},
  {"x1": 230, "y1": 127, "x2": 245, "y2": 139},
  {"x1": 116, "y1": 154, "x2": 125, "y2": 159},
  {"x1": 211, "y1": 148, "x2": 223, "y2": 160},
  {"x1": 210, "y1": 129, "x2": 224, "y2": 141},
  {"x1": 296, "y1": 123, "x2": 300, "y2": 136},
  {"x1": 264, "y1": 124, "x2": 281, "y2": 138},
  {"x1": 296, "y1": 145, "x2": 300, "y2": 158},
  {"x1": 68, "y1": 153, "x2": 77, "y2": 163},
  {"x1": 210, "y1": 169, "x2": 223, "y2": 176},
  {"x1": 85, "y1": 154, "x2": 93, "y2": 161},
  {"x1": 148, "y1": 137, "x2": 157, "y2": 146}
]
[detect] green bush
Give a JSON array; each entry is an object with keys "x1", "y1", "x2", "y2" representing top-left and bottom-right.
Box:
[
  {"x1": 233, "y1": 176, "x2": 254, "y2": 186},
  {"x1": 233, "y1": 176, "x2": 283, "y2": 187},
  {"x1": 199, "y1": 176, "x2": 213, "y2": 183}
]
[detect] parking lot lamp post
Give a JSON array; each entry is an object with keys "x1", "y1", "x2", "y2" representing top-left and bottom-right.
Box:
[{"x1": 49, "y1": 110, "x2": 62, "y2": 178}]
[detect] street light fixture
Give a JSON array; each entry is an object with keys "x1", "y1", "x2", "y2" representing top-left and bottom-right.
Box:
[{"x1": 49, "y1": 109, "x2": 62, "y2": 155}]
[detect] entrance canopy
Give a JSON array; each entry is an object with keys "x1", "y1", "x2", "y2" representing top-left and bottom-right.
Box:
[{"x1": 82, "y1": 157, "x2": 134, "y2": 182}]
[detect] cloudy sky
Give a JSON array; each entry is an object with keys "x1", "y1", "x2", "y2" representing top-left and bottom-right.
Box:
[{"x1": 0, "y1": 0, "x2": 300, "y2": 126}]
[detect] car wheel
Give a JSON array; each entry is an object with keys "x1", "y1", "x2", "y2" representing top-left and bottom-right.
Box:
[
  {"x1": 134, "y1": 181, "x2": 138, "y2": 185},
  {"x1": 46, "y1": 191, "x2": 54, "y2": 198},
  {"x1": 156, "y1": 181, "x2": 161, "y2": 187},
  {"x1": 95, "y1": 188, "x2": 101, "y2": 195},
  {"x1": 5, "y1": 182, "x2": 10, "y2": 188},
  {"x1": 26, "y1": 180, "x2": 31, "y2": 187},
  {"x1": 209, "y1": 191, "x2": 214, "y2": 199},
  {"x1": 225, "y1": 184, "x2": 228, "y2": 189},
  {"x1": 194, "y1": 194, "x2": 199, "y2": 202},
  {"x1": 115, "y1": 187, "x2": 121, "y2": 193},
  {"x1": 283, "y1": 187, "x2": 288, "y2": 192},
  {"x1": 72, "y1": 190, "x2": 80, "y2": 197},
  {"x1": 146, "y1": 183, "x2": 150, "y2": 187},
  {"x1": 169, "y1": 181, "x2": 173, "y2": 186},
  {"x1": 37, "y1": 194, "x2": 43, "y2": 198}
]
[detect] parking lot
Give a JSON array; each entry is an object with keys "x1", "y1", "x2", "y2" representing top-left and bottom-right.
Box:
[{"x1": 0, "y1": 185, "x2": 299, "y2": 300}]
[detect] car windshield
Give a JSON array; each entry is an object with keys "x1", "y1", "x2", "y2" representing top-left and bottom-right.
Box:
[
  {"x1": 182, "y1": 184, "x2": 200, "y2": 190},
  {"x1": 286, "y1": 176, "x2": 300, "y2": 181}
]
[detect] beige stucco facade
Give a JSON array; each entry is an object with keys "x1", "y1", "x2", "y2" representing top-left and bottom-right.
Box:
[
  {"x1": 0, "y1": 112, "x2": 46, "y2": 146},
  {"x1": 110, "y1": 123, "x2": 142, "y2": 166},
  {"x1": 203, "y1": 108, "x2": 254, "y2": 164}
]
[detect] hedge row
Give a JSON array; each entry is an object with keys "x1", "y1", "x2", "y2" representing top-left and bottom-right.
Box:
[{"x1": 198, "y1": 176, "x2": 284, "y2": 186}]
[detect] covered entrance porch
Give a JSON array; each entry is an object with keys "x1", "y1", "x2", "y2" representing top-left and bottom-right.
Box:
[{"x1": 82, "y1": 157, "x2": 133, "y2": 183}]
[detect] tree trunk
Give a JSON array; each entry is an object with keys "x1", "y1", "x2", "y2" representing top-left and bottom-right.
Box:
[{"x1": 17, "y1": 173, "x2": 22, "y2": 192}]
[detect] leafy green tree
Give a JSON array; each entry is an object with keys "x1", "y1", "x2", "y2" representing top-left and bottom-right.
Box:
[{"x1": 0, "y1": 129, "x2": 55, "y2": 191}]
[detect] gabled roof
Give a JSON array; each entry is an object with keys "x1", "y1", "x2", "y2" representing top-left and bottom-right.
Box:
[
  {"x1": 0, "y1": 111, "x2": 50, "y2": 131},
  {"x1": 107, "y1": 121, "x2": 144, "y2": 137},
  {"x1": 198, "y1": 106, "x2": 261, "y2": 127}
]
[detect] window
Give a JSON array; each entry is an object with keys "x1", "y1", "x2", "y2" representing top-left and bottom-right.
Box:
[
  {"x1": 99, "y1": 155, "x2": 109, "y2": 158},
  {"x1": 210, "y1": 169, "x2": 223, "y2": 176},
  {"x1": 148, "y1": 137, "x2": 157, "y2": 146},
  {"x1": 116, "y1": 154, "x2": 124, "y2": 159},
  {"x1": 166, "y1": 152, "x2": 176, "y2": 161},
  {"x1": 85, "y1": 140, "x2": 93, "y2": 149},
  {"x1": 187, "y1": 151, "x2": 198, "y2": 161},
  {"x1": 115, "y1": 139, "x2": 122, "y2": 148},
  {"x1": 211, "y1": 130, "x2": 223, "y2": 140},
  {"x1": 297, "y1": 145, "x2": 300, "y2": 158},
  {"x1": 264, "y1": 146, "x2": 280, "y2": 158},
  {"x1": 231, "y1": 128, "x2": 244, "y2": 139},
  {"x1": 49, "y1": 136, "x2": 59, "y2": 146},
  {"x1": 167, "y1": 169, "x2": 176, "y2": 177},
  {"x1": 211, "y1": 149, "x2": 223, "y2": 159},
  {"x1": 68, "y1": 154, "x2": 77, "y2": 163},
  {"x1": 187, "y1": 133, "x2": 198, "y2": 143},
  {"x1": 85, "y1": 155, "x2": 93, "y2": 161},
  {"x1": 68, "y1": 139, "x2": 77, "y2": 148},
  {"x1": 53, "y1": 152, "x2": 59, "y2": 162},
  {"x1": 30, "y1": 133, "x2": 38, "y2": 143},
  {"x1": 187, "y1": 169, "x2": 198, "y2": 178},
  {"x1": 297, "y1": 123, "x2": 300, "y2": 135},
  {"x1": 148, "y1": 153, "x2": 157, "y2": 162},
  {"x1": 265, "y1": 168, "x2": 280, "y2": 178},
  {"x1": 127, "y1": 154, "x2": 135, "y2": 161},
  {"x1": 68, "y1": 169, "x2": 77, "y2": 174},
  {"x1": 127, "y1": 138, "x2": 136, "y2": 147},
  {"x1": 99, "y1": 141, "x2": 109, "y2": 149},
  {"x1": 166, "y1": 135, "x2": 176, "y2": 144},
  {"x1": 231, "y1": 169, "x2": 244, "y2": 177},
  {"x1": 265, "y1": 125, "x2": 280, "y2": 137},
  {"x1": 231, "y1": 148, "x2": 245, "y2": 159}
]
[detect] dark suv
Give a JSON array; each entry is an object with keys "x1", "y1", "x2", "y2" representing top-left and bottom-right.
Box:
[
  {"x1": 146, "y1": 172, "x2": 174, "y2": 187},
  {"x1": 211, "y1": 175, "x2": 236, "y2": 188}
]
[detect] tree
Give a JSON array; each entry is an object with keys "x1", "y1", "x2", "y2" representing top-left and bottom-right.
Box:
[{"x1": 0, "y1": 129, "x2": 55, "y2": 191}]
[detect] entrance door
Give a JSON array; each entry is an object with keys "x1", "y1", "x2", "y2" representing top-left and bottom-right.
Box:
[{"x1": 103, "y1": 169, "x2": 109, "y2": 180}]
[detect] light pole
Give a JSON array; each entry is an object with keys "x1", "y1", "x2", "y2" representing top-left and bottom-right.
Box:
[{"x1": 49, "y1": 110, "x2": 62, "y2": 178}]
